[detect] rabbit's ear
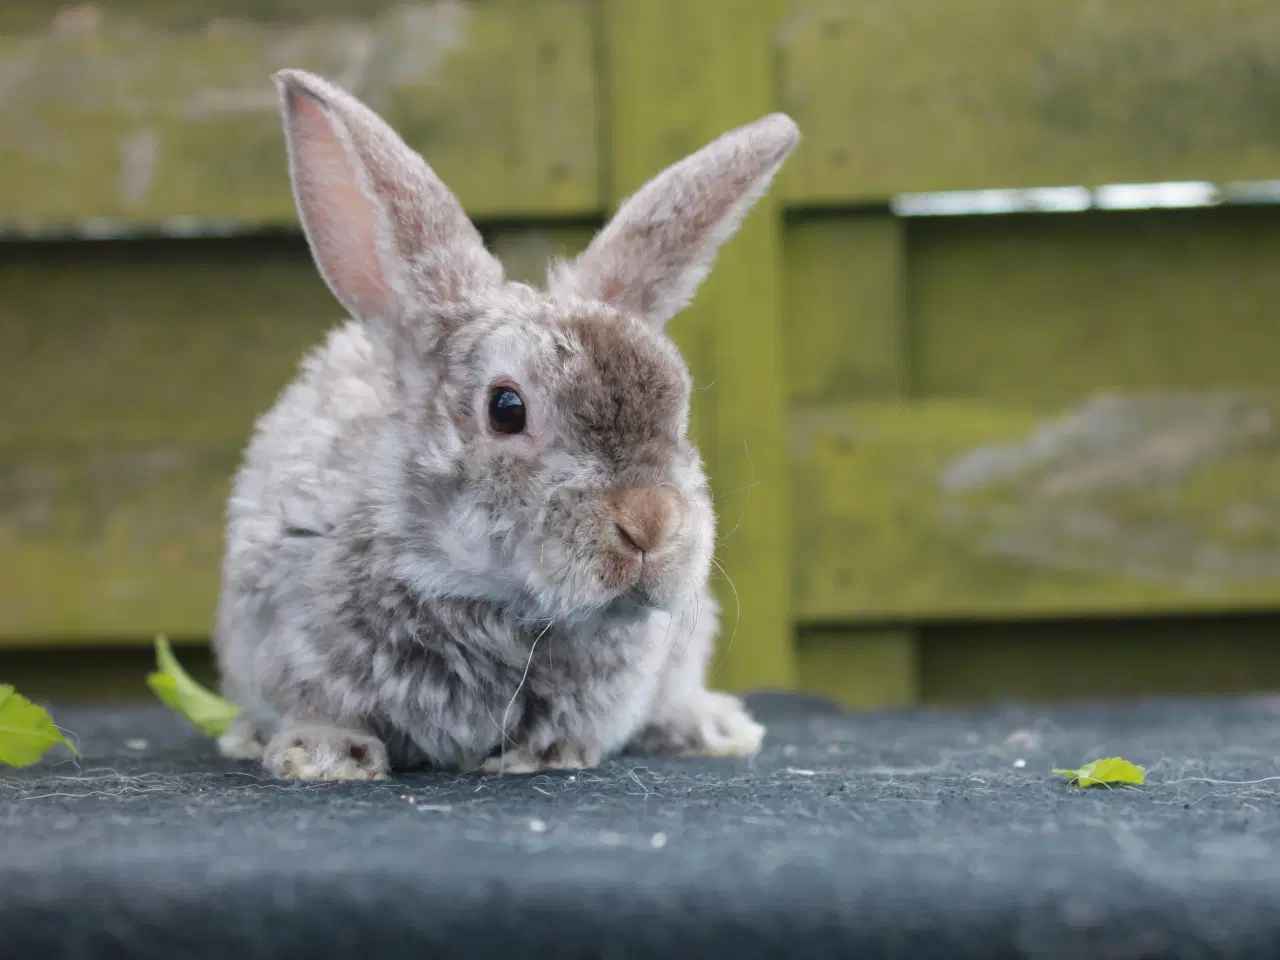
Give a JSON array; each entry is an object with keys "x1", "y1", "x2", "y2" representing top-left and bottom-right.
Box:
[
  {"x1": 275, "y1": 69, "x2": 501, "y2": 329},
  {"x1": 549, "y1": 113, "x2": 799, "y2": 330}
]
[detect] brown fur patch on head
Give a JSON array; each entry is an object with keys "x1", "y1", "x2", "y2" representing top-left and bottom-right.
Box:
[{"x1": 553, "y1": 310, "x2": 690, "y2": 472}]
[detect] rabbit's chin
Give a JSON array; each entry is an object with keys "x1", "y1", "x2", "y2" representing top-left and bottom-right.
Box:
[
  {"x1": 538, "y1": 586, "x2": 690, "y2": 629},
  {"x1": 517, "y1": 561, "x2": 704, "y2": 624}
]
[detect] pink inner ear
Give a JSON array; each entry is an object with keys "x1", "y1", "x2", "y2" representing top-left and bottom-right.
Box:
[{"x1": 286, "y1": 88, "x2": 394, "y2": 320}]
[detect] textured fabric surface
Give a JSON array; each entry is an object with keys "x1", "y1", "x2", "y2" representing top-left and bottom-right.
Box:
[{"x1": 3, "y1": 692, "x2": 1280, "y2": 959}]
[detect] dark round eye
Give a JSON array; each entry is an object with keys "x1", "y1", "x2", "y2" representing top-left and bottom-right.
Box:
[{"x1": 487, "y1": 386, "x2": 527, "y2": 435}]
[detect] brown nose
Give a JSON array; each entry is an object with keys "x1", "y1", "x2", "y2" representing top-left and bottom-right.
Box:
[{"x1": 612, "y1": 487, "x2": 681, "y2": 555}]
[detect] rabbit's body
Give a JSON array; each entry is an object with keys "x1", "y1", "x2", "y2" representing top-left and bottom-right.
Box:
[
  {"x1": 212, "y1": 69, "x2": 798, "y2": 779},
  {"x1": 217, "y1": 317, "x2": 726, "y2": 775}
]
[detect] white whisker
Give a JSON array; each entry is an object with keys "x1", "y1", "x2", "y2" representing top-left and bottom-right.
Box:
[
  {"x1": 716, "y1": 515, "x2": 745, "y2": 545},
  {"x1": 494, "y1": 618, "x2": 555, "y2": 774},
  {"x1": 716, "y1": 480, "x2": 763, "y2": 499},
  {"x1": 676, "y1": 585, "x2": 703, "y2": 665},
  {"x1": 710, "y1": 554, "x2": 740, "y2": 654}
]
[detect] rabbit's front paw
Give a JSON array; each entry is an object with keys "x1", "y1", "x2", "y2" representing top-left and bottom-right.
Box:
[
  {"x1": 264, "y1": 725, "x2": 390, "y2": 781},
  {"x1": 636, "y1": 691, "x2": 766, "y2": 758},
  {"x1": 217, "y1": 716, "x2": 266, "y2": 761},
  {"x1": 480, "y1": 742, "x2": 600, "y2": 775}
]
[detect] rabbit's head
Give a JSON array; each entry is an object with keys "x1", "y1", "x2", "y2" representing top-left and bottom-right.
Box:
[{"x1": 275, "y1": 70, "x2": 798, "y2": 619}]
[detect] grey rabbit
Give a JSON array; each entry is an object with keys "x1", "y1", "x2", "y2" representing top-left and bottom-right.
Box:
[{"x1": 212, "y1": 68, "x2": 800, "y2": 780}]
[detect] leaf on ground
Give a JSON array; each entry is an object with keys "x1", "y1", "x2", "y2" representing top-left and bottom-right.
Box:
[
  {"x1": 1053, "y1": 756, "x2": 1146, "y2": 789},
  {"x1": 146, "y1": 635, "x2": 240, "y2": 738},
  {"x1": 0, "y1": 685, "x2": 78, "y2": 767}
]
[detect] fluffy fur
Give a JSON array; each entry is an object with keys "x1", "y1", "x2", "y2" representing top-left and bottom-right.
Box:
[{"x1": 212, "y1": 69, "x2": 800, "y2": 780}]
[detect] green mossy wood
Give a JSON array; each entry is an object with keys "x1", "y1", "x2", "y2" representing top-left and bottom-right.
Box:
[
  {"x1": 604, "y1": 0, "x2": 797, "y2": 691},
  {"x1": 0, "y1": 0, "x2": 600, "y2": 226},
  {"x1": 789, "y1": 207, "x2": 1280, "y2": 623},
  {"x1": 778, "y1": 0, "x2": 1280, "y2": 204},
  {"x1": 4, "y1": 0, "x2": 1280, "y2": 710},
  {"x1": 0, "y1": 228, "x2": 592, "y2": 641}
]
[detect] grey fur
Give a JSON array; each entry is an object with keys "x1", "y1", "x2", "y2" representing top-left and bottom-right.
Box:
[{"x1": 212, "y1": 69, "x2": 800, "y2": 780}]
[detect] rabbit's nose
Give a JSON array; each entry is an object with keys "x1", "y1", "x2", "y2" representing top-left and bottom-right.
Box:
[{"x1": 611, "y1": 487, "x2": 681, "y2": 555}]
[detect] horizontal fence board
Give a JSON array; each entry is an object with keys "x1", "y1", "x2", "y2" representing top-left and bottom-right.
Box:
[
  {"x1": 10, "y1": 614, "x2": 1280, "y2": 704},
  {"x1": 0, "y1": 226, "x2": 591, "y2": 644},
  {"x1": 791, "y1": 398, "x2": 1280, "y2": 622},
  {"x1": 778, "y1": 0, "x2": 1280, "y2": 204},
  {"x1": 0, "y1": 437, "x2": 236, "y2": 641},
  {"x1": 0, "y1": 644, "x2": 218, "y2": 702},
  {"x1": 795, "y1": 626, "x2": 918, "y2": 710},
  {"x1": 789, "y1": 615, "x2": 1280, "y2": 706},
  {"x1": 786, "y1": 204, "x2": 1280, "y2": 622},
  {"x1": 918, "y1": 616, "x2": 1280, "y2": 703},
  {"x1": 910, "y1": 208, "x2": 1280, "y2": 404},
  {"x1": 0, "y1": 0, "x2": 600, "y2": 227},
  {"x1": 0, "y1": 236, "x2": 335, "y2": 642}
]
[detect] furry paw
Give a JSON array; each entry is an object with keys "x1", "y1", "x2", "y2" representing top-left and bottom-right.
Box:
[
  {"x1": 217, "y1": 717, "x2": 266, "y2": 761},
  {"x1": 636, "y1": 691, "x2": 765, "y2": 758},
  {"x1": 480, "y1": 742, "x2": 599, "y2": 775},
  {"x1": 264, "y1": 725, "x2": 390, "y2": 781}
]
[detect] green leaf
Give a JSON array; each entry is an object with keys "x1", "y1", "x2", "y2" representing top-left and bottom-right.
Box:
[
  {"x1": 0, "y1": 684, "x2": 78, "y2": 767},
  {"x1": 1053, "y1": 756, "x2": 1146, "y2": 789},
  {"x1": 146, "y1": 635, "x2": 241, "y2": 737}
]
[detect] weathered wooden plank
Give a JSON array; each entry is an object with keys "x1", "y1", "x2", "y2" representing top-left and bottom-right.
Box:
[
  {"x1": 0, "y1": 225, "x2": 593, "y2": 644},
  {"x1": 778, "y1": 0, "x2": 1280, "y2": 203},
  {"x1": 919, "y1": 617, "x2": 1280, "y2": 703},
  {"x1": 0, "y1": 0, "x2": 600, "y2": 226},
  {"x1": 485, "y1": 224, "x2": 597, "y2": 288},
  {"x1": 787, "y1": 204, "x2": 1280, "y2": 621},
  {"x1": 11, "y1": 615, "x2": 1280, "y2": 704},
  {"x1": 783, "y1": 213, "x2": 906, "y2": 404},
  {"x1": 910, "y1": 208, "x2": 1280, "y2": 403},
  {"x1": 0, "y1": 644, "x2": 218, "y2": 702},
  {"x1": 0, "y1": 435, "x2": 237, "y2": 641},
  {"x1": 791, "y1": 396, "x2": 1280, "y2": 622},
  {"x1": 0, "y1": 235, "x2": 332, "y2": 642},
  {"x1": 796, "y1": 627, "x2": 918, "y2": 709},
  {"x1": 606, "y1": 0, "x2": 796, "y2": 692}
]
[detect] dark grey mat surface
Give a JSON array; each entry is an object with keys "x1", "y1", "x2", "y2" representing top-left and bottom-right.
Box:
[{"x1": 3, "y1": 692, "x2": 1280, "y2": 959}]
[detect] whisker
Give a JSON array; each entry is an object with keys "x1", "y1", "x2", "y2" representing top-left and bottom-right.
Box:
[
  {"x1": 715, "y1": 480, "x2": 763, "y2": 499},
  {"x1": 494, "y1": 618, "x2": 555, "y2": 774},
  {"x1": 673, "y1": 585, "x2": 703, "y2": 666},
  {"x1": 714, "y1": 441, "x2": 757, "y2": 544},
  {"x1": 710, "y1": 554, "x2": 741, "y2": 654},
  {"x1": 715, "y1": 515, "x2": 745, "y2": 545}
]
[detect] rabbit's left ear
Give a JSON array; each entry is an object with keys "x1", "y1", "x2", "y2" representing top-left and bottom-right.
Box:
[
  {"x1": 549, "y1": 114, "x2": 799, "y2": 330},
  {"x1": 275, "y1": 69, "x2": 502, "y2": 330}
]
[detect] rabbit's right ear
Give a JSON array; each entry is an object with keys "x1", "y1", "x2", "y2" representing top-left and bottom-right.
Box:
[
  {"x1": 275, "y1": 70, "x2": 501, "y2": 335},
  {"x1": 548, "y1": 113, "x2": 799, "y2": 331}
]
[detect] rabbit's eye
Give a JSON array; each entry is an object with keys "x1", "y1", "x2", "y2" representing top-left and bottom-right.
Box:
[{"x1": 488, "y1": 386, "x2": 527, "y2": 435}]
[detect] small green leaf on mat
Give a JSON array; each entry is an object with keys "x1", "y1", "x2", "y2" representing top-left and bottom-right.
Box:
[
  {"x1": 146, "y1": 635, "x2": 240, "y2": 738},
  {"x1": 0, "y1": 685, "x2": 78, "y2": 767},
  {"x1": 1053, "y1": 757, "x2": 1146, "y2": 789}
]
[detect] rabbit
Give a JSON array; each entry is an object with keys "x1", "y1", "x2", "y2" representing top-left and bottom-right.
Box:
[{"x1": 211, "y1": 68, "x2": 800, "y2": 781}]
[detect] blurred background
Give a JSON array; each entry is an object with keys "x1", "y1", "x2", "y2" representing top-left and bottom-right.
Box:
[{"x1": 3, "y1": 0, "x2": 1280, "y2": 710}]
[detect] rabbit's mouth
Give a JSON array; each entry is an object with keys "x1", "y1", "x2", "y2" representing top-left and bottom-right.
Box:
[{"x1": 613, "y1": 544, "x2": 702, "y2": 613}]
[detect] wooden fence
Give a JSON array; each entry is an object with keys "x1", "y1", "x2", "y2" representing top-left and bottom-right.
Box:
[{"x1": 4, "y1": 0, "x2": 1280, "y2": 703}]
